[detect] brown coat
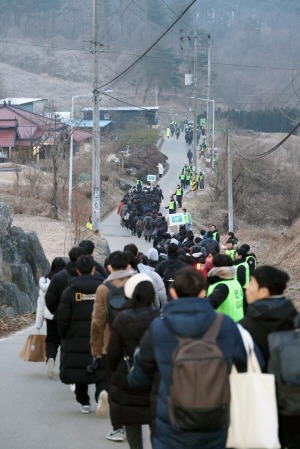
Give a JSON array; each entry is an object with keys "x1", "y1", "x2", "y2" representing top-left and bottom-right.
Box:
[{"x1": 90, "y1": 270, "x2": 134, "y2": 357}]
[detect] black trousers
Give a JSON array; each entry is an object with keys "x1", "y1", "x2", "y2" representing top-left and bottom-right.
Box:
[
  {"x1": 75, "y1": 355, "x2": 110, "y2": 405},
  {"x1": 125, "y1": 424, "x2": 152, "y2": 449},
  {"x1": 45, "y1": 319, "x2": 60, "y2": 361}
]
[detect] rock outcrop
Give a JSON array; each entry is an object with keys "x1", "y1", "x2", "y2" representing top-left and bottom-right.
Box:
[{"x1": 0, "y1": 203, "x2": 50, "y2": 317}]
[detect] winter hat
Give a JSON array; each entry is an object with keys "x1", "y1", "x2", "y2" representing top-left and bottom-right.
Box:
[
  {"x1": 148, "y1": 248, "x2": 159, "y2": 261},
  {"x1": 124, "y1": 273, "x2": 153, "y2": 299},
  {"x1": 170, "y1": 238, "x2": 179, "y2": 245}
]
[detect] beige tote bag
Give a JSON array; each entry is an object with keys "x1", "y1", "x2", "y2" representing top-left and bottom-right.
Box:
[{"x1": 226, "y1": 325, "x2": 280, "y2": 449}]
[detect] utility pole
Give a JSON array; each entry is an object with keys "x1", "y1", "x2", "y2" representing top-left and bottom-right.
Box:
[
  {"x1": 92, "y1": 0, "x2": 101, "y2": 233},
  {"x1": 192, "y1": 15, "x2": 198, "y2": 197},
  {"x1": 207, "y1": 35, "x2": 213, "y2": 163},
  {"x1": 227, "y1": 132, "x2": 234, "y2": 232}
]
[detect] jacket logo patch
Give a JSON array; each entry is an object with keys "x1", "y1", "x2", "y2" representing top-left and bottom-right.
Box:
[{"x1": 75, "y1": 293, "x2": 96, "y2": 302}]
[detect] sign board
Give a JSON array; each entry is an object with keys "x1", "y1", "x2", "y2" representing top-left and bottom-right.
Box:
[
  {"x1": 200, "y1": 118, "x2": 206, "y2": 127},
  {"x1": 168, "y1": 213, "x2": 185, "y2": 226},
  {"x1": 147, "y1": 174, "x2": 156, "y2": 182}
]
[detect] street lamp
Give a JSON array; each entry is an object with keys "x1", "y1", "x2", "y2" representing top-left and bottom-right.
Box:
[{"x1": 68, "y1": 93, "x2": 92, "y2": 223}]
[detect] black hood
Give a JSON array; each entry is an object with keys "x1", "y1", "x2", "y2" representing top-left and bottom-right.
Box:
[{"x1": 246, "y1": 297, "x2": 297, "y2": 333}]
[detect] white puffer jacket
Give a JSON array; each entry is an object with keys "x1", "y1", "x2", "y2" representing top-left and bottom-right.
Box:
[{"x1": 35, "y1": 277, "x2": 53, "y2": 328}]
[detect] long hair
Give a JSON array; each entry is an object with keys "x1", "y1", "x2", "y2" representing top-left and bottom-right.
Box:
[
  {"x1": 131, "y1": 281, "x2": 155, "y2": 308},
  {"x1": 46, "y1": 257, "x2": 66, "y2": 280}
]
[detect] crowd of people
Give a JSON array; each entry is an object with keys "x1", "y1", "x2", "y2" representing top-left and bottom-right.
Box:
[
  {"x1": 34, "y1": 134, "x2": 299, "y2": 449},
  {"x1": 35, "y1": 215, "x2": 300, "y2": 449}
]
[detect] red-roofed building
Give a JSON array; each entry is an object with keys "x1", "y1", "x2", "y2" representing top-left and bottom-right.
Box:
[{"x1": 0, "y1": 104, "x2": 67, "y2": 162}]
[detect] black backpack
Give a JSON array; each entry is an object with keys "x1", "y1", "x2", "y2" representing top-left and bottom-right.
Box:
[
  {"x1": 145, "y1": 217, "x2": 152, "y2": 230},
  {"x1": 106, "y1": 281, "x2": 126, "y2": 328},
  {"x1": 267, "y1": 316, "x2": 300, "y2": 416},
  {"x1": 162, "y1": 264, "x2": 177, "y2": 295},
  {"x1": 168, "y1": 314, "x2": 230, "y2": 431}
]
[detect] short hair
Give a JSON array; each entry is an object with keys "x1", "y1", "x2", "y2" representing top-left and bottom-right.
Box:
[
  {"x1": 167, "y1": 242, "x2": 179, "y2": 257},
  {"x1": 68, "y1": 246, "x2": 86, "y2": 263},
  {"x1": 172, "y1": 266, "x2": 207, "y2": 297},
  {"x1": 79, "y1": 240, "x2": 95, "y2": 255},
  {"x1": 240, "y1": 243, "x2": 250, "y2": 253},
  {"x1": 109, "y1": 251, "x2": 130, "y2": 270},
  {"x1": 182, "y1": 208, "x2": 187, "y2": 213},
  {"x1": 252, "y1": 266, "x2": 290, "y2": 295},
  {"x1": 123, "y1": 243, "x2": 138, "y2": 258},
  {"x1": 210, "y1": 224, "x2": 216, "y2": 230},
  {"x1": 213, "y1": 254, "x2": 233, "y2": 267},
  {"x1": 123, "y1": 251, "x2": 137, "y2": 270},
  {"x1": 235, "y1": 248, "x2": 247, "y2": 258},
  {"x1": 207, "y1": 230, "x2": 213, "y2": 238},
  {"x1": 76, "y1": 255, "x2": 95, "y2": 274},
  {"x1": 226, "y1": 238, "x2": 235, "y2": 245},
  {"x1": 132, "y1": 281, "x2": 155, "y2": 308}
]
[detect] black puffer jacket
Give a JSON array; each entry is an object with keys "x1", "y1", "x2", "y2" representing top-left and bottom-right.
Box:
[
  {"x1": 239, "y1": 297, "x2": 297, "y2": 360},
  {"x1": 57, "y1": 273, "x2": 104, "y2": 385},
  {"x1": 45, "y1": 262, "x2": 79, "y2": 316},
  {"x1": 107, "y1": 302, "x2": 159, "y2": 425}
]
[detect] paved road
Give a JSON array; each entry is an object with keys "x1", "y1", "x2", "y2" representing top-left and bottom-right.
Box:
[
  {"x1": 0, "y1": 134, "x2": 191, "y2": 449},
  {"x1": 101, "y1": 134, "x2": 194, "y2": 254}
]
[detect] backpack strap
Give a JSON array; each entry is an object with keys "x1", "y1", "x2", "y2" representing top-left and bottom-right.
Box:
[{"x1": 202, "y1": 313, "x2": 223, "y2": 342}]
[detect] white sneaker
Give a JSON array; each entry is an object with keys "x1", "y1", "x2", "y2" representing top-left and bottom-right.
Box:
[
  {"x1": 97, "y1": 390, "x2": 108, "y2": 416},
  {"x1": 106, "y1": 428, "x2": 125, "y2": 442},
  {"x1": 46, "y1": 358, "x2": 55, "y2": 379},
  {"x1": 70, "y1": 384, "x2": 76, "y2": 393},
  {"x1": 80, "y1": 405, "x2": 91, "y2": 414}
]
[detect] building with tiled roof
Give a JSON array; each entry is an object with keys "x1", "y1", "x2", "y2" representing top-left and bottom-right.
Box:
[{"x1": 0, "y1": 104, "x2": 67, "y2": 161}]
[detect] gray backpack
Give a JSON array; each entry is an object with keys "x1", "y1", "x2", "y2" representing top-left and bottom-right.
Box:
[
  {"x1": 168, "y1": 314, "x2": 230, "y2": 431},
  {"x1": 267, "y1": 318, "x2": 300, "y2": 416}
]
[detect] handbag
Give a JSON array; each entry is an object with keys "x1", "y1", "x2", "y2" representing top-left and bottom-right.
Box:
[
  {"x1": 226, "y1": 325, "x2": 280, "y2": 449},
  {"x1": 19, "y1": 332, "x2": 46, "y2": 362}
]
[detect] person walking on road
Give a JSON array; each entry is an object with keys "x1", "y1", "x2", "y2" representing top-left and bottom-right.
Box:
[
  {"x1": 173, "y1": 184, "x2": 183, "y2": 208},
  {"x1": 128, "y1": 267, "x2": 248, "y2": 449},
  {"x1": 57, "y1": 255, "x2": 107, "y2": 414},
  {"x1": 107, "y1": 274, "x2": 159, "y2": 449},
  {"x1": 90, "y1": 251, "x2": 135, "y2": 442},
  {"x1": 240, "y1": 265, "x2": 300, "y2": 449},
  {"x1": 165, "y1": 196, "x2": 176, "y2": 214},
  {"x1": 187, "y1": 148, "x2": 193, "y2": 164},
  {"x1": 45, "y1": 246, "x2": 88, "y2": 377},
  {"x1": 35, "y1": 257, "x2": 66, "y2": 379}
]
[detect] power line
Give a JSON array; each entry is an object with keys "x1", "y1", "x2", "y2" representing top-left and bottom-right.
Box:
[
  {"x1": 230, "y1": 119, "x2": 300, "y2": 160},
  {"x1": 102, "y1": 91, "x2": 171, "y2": 115},
  {"x1": 99, "y1": 0, "x2": 135, "y2": 42},
  {"x1": 213, "y1": 61, "x2": 300, "y2": 71},
  {"x1": 97, "y1": 0, "x2": 198, "y2": 90}
]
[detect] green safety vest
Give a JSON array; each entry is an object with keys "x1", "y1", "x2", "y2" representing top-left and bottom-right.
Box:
[
  {"x1": 225, "y1": 249, "x2": 236, "y2": 261},
  {"x1": 246, "y1": 255, "x2": 256, "y2": 270},
  {"x1": 198, "y1": 174, "x2": 204, "y2": 181},
  {"x1": 183, "y1": 213, "x2": 189, "y2": 223},
  {"x1": 185, "y1": 174, "x2": 191, "y2": 181},
  {"x1": 169, "y1": 200, "x2": 176, "y2": 210},
  {"x1": 207, "y1": 279, "x2": 244, "y2": 322},
  {"x1": 212, "y1": 231, "x2": 218, "y2": 241},
  {"x1": 136, "y1": 180, "x2": 142, "y2": 185},
  {"x1": 176, "y1": 188, "x2": 182, "y2": 196},
  {"x1": 235, "y1": 261, "x2": 250, "y2": 288},
  {"x1": 180, "y1": 174, "x2": 185, "y2": 180}
]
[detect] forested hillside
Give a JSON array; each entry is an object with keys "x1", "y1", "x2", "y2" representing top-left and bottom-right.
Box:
[{"x1": 0, "y1": 0, "x2": 299, "y2": 114}]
